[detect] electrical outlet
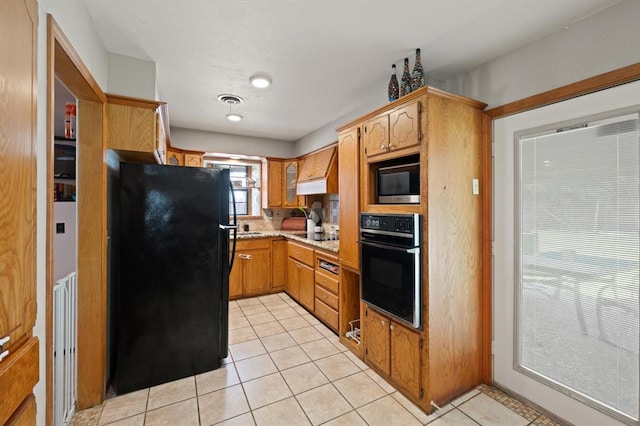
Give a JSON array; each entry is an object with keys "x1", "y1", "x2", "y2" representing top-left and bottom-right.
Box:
[{"x1": 472, "y1": 178, "x2": 480, "y2": 195}]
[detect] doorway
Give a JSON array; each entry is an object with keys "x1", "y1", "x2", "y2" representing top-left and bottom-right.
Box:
[
  {"x1": 493, "y1": 80, "x2": 640, "y2": 426},
  {"x1": 46, "y1": 15, "x2": 107, "y2": 424}
]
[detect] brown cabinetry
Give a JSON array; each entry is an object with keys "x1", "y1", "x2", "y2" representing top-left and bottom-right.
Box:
[
  {"x1": 364, "y1": 305, "x2": 421, "y2": 398},
  {"x1": 271, "y1": 238, "x2": 287, "y2": 290},
  {"x1": 0, "y1": 0, "x2": 39, "y2": 423},
  {"x1": 166, "y1": 148, "x2": 184, "y2": 166},
  {"x1": 106, "y1": 94, "x2": 168, "y2": 163},
  {"x1": 338, "y1": 86, "x2": 488, "y2": 411},
  {"x1": 184, "y1": 153, "x2": 203, "y2": 167},
  {"x1": 263, "y1": 159, "x2": 305, "y2": 208},
  {"x1": 230, "y1": 238, "x2": 272, "y2": 299},
  {"x1": 338, "y1": 126, "x2": 360, "y2": 271},
  {"x1": 297, "y1": 146, "x2": 338, "y2": 195},
  {"x1": 287, "y1": 241, "x2": 315, "y2": 310},
  {"x1": 363, "y1": 99, "x2": 422, "y2": 161},
  {"x1": 314, "y1": 252, "x2": 340, "y2": 332}
]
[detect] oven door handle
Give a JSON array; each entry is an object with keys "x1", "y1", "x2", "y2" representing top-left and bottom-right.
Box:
[{"x1": 358, "y1": 240, "x2": 419, "y2": 254}]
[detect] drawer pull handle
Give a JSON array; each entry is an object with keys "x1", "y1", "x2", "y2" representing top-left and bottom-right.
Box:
[{"x1": 0, "y1": 336, "x2": 9, "y2": 362}]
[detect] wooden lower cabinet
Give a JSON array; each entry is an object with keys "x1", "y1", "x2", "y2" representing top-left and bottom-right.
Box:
[
  {"x1": 364, "y1": 305, "x2": 422, "y2": 399},
  {"x1": 287, "y1": 257, "x2": 314, "y2": 310},
  {"x1": 229, "y1": 238, "x2": 272, "y2": 299},
  {"x1": 271, "y1": 239, "x2": 287, "y2": 290}
]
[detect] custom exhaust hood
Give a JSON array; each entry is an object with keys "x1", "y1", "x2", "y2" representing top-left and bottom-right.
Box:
[{"x1": 296, "y1": 145, "x2": 338, "y2": 195}]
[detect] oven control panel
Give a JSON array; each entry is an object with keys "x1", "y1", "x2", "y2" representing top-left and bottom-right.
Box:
[{"x1": 361, "y1": 213, "x2": 418, "y2": 235}]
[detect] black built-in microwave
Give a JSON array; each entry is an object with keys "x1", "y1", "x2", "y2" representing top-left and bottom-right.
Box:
[{"x1": 376, "y1": 155, "x2": 420, "y2": 204}]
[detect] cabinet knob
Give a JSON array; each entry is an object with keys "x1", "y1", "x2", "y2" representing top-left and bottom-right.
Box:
[
  {"x1": 381, "y1": 320, "x2": 386, "y2": 326},
  {"x1": 388, "y1": 142, "x2": 393, "y2": 149},
  {"x1": 390, "y1": 324, "x2": 394, "y2": 330},
  {"x1": 380, "y1": 143, "x2": 386, "y2": 150}
]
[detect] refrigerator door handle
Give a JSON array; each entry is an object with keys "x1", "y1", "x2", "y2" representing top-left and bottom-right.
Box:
[
  {"x1": 228, "y1": 181, "x2": 238, "y2": 273},
  {"x1": 219, "y1": 224, "x2": 238, "y2": 230}
]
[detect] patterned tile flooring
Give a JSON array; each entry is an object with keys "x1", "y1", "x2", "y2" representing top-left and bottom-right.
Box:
[{"x1": 71, "y1": 292, "x2": 565, "y2": 426}]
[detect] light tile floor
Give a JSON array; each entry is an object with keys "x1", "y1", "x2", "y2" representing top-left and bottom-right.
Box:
[{"x1": 71, "y1": 292, "x2": 566, "y2": 426}]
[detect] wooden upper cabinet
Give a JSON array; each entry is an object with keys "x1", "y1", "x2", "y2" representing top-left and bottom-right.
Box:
[
  {"x1": 106, "y1": 94, "x2": 167, "y2": 163},
  {"x1": 166, "y1": 148, "x2": 184, "y2": 166},
  {"x1": 284, "y1": 160, "x2": 304, "y2": 207},
  {"x1": 363, "y1": 98, "x2": 422, "y2": 161},
  {"x1": 363, "y1": 115, "x2": 389, "y2": 159},
  {"x1": 184, "y1": 153, "x2": 203, "y2": 168},
  {"x1": 338, "y1": 126, "x2": 360, "y2": 271},
  {"x1": 263, "y1": 160, "x2": 283, "y2": 208},
  {"x1": 389, "y1": 101, "x2": 422, "y2": 153},
  {"x1": 0, "y1": 0, "x2": 39, "y2": 424}
]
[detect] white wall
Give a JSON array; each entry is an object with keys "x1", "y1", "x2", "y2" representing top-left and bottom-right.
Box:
[
  {"x1": 441, "y1": 0, "x2": 640, "y2": 109},
  {"x1": 293, "y1": 0, "x2": 640, "y2": 154},
  {"x1": 36, "y1": 1, "x2": 109, "y2": 424},
  {"x1": 108, "y1": 52, "x2": 157, "y2": 100},
  {"x1": 53, "y1": 202, "x2": 77, "y2": 281},
  {"x1": 171, "y1": 127, "x2": 296, "y2": 158}
]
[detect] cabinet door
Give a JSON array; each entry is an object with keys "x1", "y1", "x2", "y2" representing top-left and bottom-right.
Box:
[
  {"x1": 390, "y1": 321, "x2": 421, "y2": 398},
  {"x1": 297, "y1": 262, "x2": 315, "y2": 310},
  {"x1": 283, "y1": 161, "x2": 300, "y2": 207},
  {"x1": 287, "y1": 257, "x2": 300, "y2": 300},
  {"x1": 229, "y1": 255, "x2": 243, "y2": 298},
  {"x1": 184, "y1": 153, "x2": 203, "y2": 167},
  {"x1": 242, "y1": 249, "x2": 271, "y2": 295},
  {"x1": 166, "y1": 149, "x2": 184, "y2": 166},
  {"x1": 338, "y1": 127, "x2": 360, "y2": 271},
  {"x1": 389, "y1": 100, "x2": 422, "y2": 153},
  {"x1": 364, "y1": 307, "x2": 390, "y2": 375},
  {"x1": 363, "y1": 114, "x2": 389, "y2": 159},
  {"x1": 107, "y1": 103, "x2": 157, "y2": 153},
  {"x1": 0, "y1": 0, "x2": 38, "y2": 423},
  {"x1": 266, "y1": 160, "x2": 283, "y2": 208},
  {"x1": 271, "y1": 239, "x2": 287, "y2": 289}
]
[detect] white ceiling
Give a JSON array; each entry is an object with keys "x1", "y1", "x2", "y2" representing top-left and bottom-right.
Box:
[{"x1": 83, "y1": 0, "x2": 620, "y2": 142}]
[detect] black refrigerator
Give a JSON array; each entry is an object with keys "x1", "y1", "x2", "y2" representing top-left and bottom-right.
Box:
[{"x1": 112, "y1": 162, "x2": 236, "y2": 395}]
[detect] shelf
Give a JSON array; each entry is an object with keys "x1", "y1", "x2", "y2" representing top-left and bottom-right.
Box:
[{"x1": 54, "y1": 178, "x2": 76, "y2": 185}]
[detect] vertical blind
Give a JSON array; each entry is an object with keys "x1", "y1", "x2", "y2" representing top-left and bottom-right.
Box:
[{"x1": 517, "y1": 112, "x2": 639, "y2": 422}]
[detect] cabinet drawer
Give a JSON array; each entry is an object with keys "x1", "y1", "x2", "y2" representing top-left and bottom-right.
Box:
[
  {"x1": 315, "y1": 269, "x2": 339, "y2": 294},
  {"x1": 288, "y1": 241, "x2": 314, "y2": 266},
  {"x1": 315, "y1": 285, "x2": 339, "y2": 310},
  {"x1": 315, "y1": 299, "x2": 339, "y2": 331},
  {"x1": 235, "y1": 238, "x2": 271, "y2": 251}
]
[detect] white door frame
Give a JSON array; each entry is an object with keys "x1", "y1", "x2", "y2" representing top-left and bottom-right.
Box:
[{"x1": 493, "y1": 79, "x2": 640, "y2": 426}]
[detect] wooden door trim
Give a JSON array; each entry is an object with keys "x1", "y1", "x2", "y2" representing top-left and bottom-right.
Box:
[
  {"x1": 485, "y1": 62, "x2": 640, "y2": 119},
  {"x1": 480, "y1": 63, "x2": 640, "y2": 386},
  {"x1": 46, "y1": 15, "x2": 107, "y2": 424}
]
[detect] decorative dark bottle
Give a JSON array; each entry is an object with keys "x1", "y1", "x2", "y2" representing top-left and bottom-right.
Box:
[
  {"x1": 388, "y1": 64, "x2": 399, "y2": 102},
  {"x1": 400, "y1": 57, "x2": 412, "y2": 96},
  {"x1": 410, "y1": 48, "x2": 425, "y2": 90}
]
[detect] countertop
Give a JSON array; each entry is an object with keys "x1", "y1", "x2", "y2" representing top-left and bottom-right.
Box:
[{"x1": 233, "y1": 230, "x2": 339, "y2": 253}]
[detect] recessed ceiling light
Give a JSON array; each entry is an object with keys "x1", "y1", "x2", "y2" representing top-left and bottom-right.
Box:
[
  {"x1": 249, "y1": 74, "x2": 272, "y2": 89},
  {"x1": 226, "y1": 113, "x2": 243, "y2": 122}
]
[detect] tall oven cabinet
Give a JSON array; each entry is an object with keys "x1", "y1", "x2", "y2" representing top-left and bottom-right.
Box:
[{"x1": 337, "y1": 86, "x2": 488, "y2": 413}]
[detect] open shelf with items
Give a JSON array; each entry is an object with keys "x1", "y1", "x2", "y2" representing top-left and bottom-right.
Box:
[
  {"x1": 338, "y1": 267, "x2": 362, "y2": 356},
  {"x1": 54, "y1": 137, "x2": 76, "y2": 202}
]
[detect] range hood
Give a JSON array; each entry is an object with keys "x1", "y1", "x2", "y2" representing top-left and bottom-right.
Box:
[{"x1": 296, "y1": 145, "x2": 338, "y2": 195}]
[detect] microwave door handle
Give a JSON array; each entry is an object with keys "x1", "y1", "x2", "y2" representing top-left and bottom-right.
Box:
[{"x1": 358, "y1": 240, "x2": 419, "y2": 254}]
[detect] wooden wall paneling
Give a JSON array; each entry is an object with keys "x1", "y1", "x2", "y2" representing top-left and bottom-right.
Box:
[
  {"x1": 48, "y1": 15, "x2": 108, "y2": 416},
  {"x1": 426, "y1": 94, "x2": 483, "y2": 405}
]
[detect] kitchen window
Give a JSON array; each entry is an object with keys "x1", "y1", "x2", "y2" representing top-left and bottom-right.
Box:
[{"x1": 204, "y1": 158, "x2": 262, "y2": 217}]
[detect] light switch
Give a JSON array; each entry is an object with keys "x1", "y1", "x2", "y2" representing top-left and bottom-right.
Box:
[{"x1": 472, "y1": 179, "x2": 480, "y2": 195}]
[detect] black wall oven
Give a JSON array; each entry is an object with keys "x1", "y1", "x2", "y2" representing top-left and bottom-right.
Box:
[{"x1": 359, "y1": 213, "x2": 422, "y2": 329}]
